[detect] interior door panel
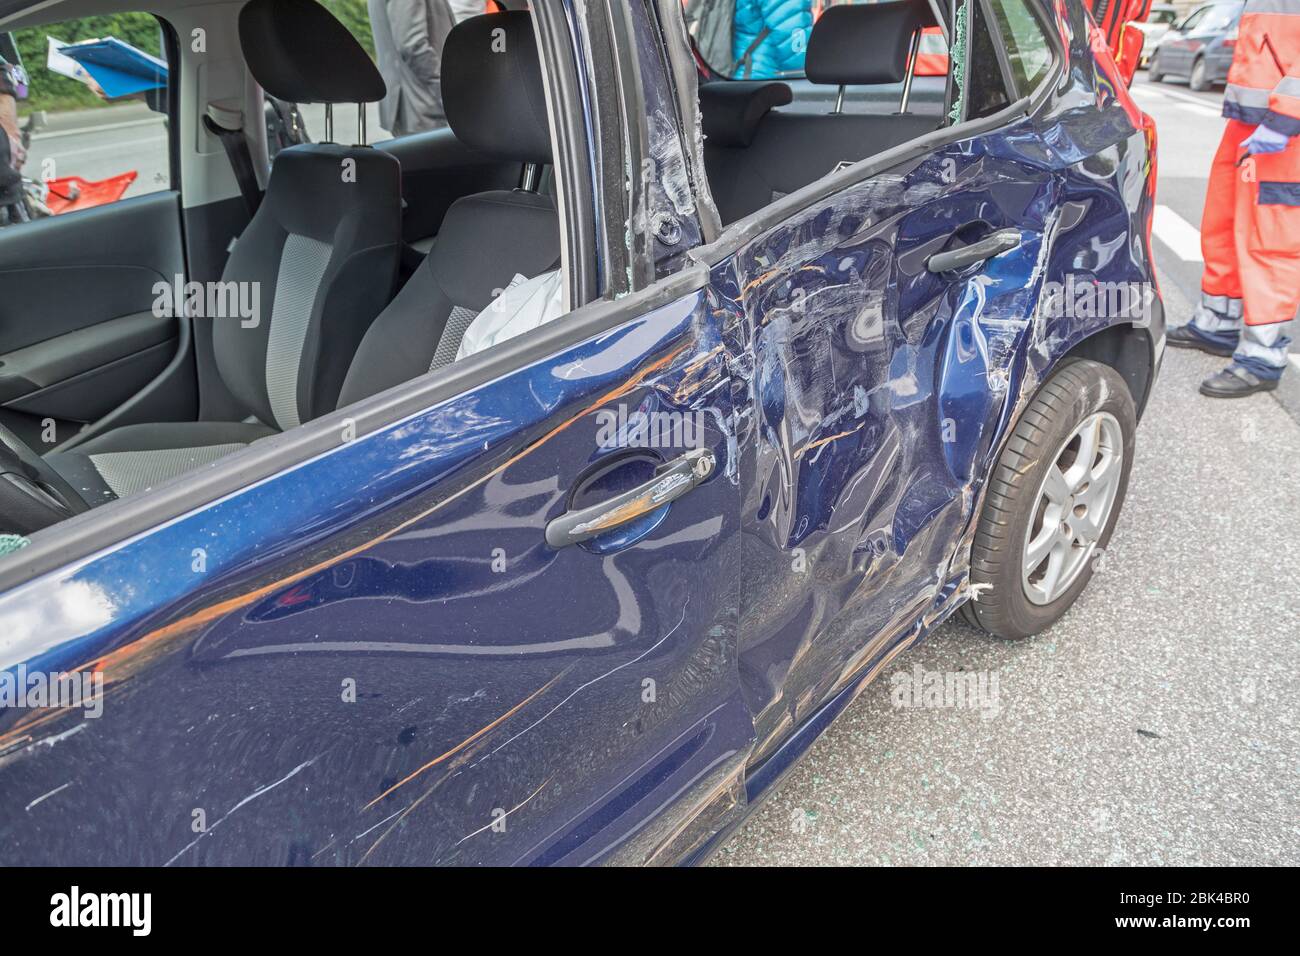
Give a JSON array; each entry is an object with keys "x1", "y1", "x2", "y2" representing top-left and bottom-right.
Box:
[{"x1": 0, "y1": 191, "x2": 185, "y2": 436}]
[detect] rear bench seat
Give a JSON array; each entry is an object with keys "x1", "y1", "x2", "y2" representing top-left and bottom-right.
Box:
[{"x1": 700, "y1": 0, "x2": 942, "y2": 225}]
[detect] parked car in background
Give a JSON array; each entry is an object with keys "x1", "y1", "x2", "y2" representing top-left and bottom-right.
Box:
[
  {"x1": 1148, "y1": 0, "x2": 1243, "y2": 90},
  {"x1": 1135, "y1": 3, "x2": 1178, "y2": 66}
]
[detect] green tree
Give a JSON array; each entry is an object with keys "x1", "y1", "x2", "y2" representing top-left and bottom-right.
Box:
[{"x1": 321, "y1": 0, "x2": 376, "y2": 57}]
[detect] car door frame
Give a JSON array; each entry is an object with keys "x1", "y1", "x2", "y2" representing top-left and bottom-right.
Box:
[
  {"x1": 0, "y1": 0, "x2": 610, "y2": 589},
  {"x1": 0, "y1": 0, "x2": 1055, "y2": 595}
]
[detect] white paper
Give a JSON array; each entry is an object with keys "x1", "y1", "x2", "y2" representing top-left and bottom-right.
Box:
[{"x1": 46, "y1": 36, "x2": 95, "y2": 87}]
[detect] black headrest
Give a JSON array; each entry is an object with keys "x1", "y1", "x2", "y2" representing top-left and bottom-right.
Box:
[
  {"x1": 699, "y1": 81, "x2": 793, "y2": 148},
  {"x1": 239, "y1": 0, "x2": 385, "y2": 104},
  {"x1": 443, "y1": 12, "x2": 551, "y2": 164},
  {"x1": 806, "y1": 1, "x2": 934, "y2": 86}
]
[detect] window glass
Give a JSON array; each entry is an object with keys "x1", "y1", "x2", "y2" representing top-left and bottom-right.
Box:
[
  {"x1": 962, "y1": 0, "x2": 1013, "y2": 120},
  {"x1": 2, "y1": 14, "x2": 170, "y2": 226},
  {"x1": 986, "y1": 0, "x2": 1053, "y2": 95},
  {"x1": 1193, "y1": 3, "x2": 1242, "y2": 33},
  {"x1": 685, "y1": 0, "x2": 949, "y2": 81}
]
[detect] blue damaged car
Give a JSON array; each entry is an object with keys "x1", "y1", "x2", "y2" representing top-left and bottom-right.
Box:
[{"x1": 0, "y1": 0, "x2": 1161, "y2": 864}]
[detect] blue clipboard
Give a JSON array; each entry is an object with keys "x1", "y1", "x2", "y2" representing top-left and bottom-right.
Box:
[{"x1": 60, "y1": 37, "x2": 169, "y2": 98}]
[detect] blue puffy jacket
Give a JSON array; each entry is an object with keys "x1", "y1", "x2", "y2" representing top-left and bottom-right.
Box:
[{"x1": 731, "y1": 0, "x2": 815, "y2": 78}]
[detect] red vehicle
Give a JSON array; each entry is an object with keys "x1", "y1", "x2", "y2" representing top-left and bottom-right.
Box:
[{"x1": 40, "y1": 171, "x2": 138, "y2": 215}]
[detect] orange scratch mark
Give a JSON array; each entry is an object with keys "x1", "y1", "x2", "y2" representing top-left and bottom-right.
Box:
[
  {"x1": 356, "y1": 765, "x2": 459, "y2": 865},
  {"x1": 362, "y1": 671, "x2": 563, "y2": 811},
  {"x1": 794, "y1": 422, "x2": 864, "y2": 460}
]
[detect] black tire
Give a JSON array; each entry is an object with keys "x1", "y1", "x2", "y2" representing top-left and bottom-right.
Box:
[
  {"x1": 1189, "y1": 57, "x2": 1210, "y2": 92},
  {"x1": 959, "y1": 360, "x2": 1137, "y2": 640},
  {"x1": 1148, "y1": 52, "x2": 1164, "y2": 83}
]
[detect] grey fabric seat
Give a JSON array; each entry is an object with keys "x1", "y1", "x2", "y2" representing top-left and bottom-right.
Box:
[
  {"x1": 48, "y1": 0, "x2": 402, "y2": 505},
  {"x1": 701, "y1": 0, "x2": 941, "y2": 224},
  {"x1": 336, "y1": 10, "x2": 562, "y2": 406},
  {"x1": 48, "y1": 422, "x2": 278, "y2": 505}
]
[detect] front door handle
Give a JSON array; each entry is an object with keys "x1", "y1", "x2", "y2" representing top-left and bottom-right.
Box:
[
  {"x1": 926, "y1": 228, "x2": 1022, "y2": 273},
  {"x1": 546, "y1": 447, "x2": 716, "y2": 549}
]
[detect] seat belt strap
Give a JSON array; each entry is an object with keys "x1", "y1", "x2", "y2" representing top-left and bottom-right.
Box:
[
  {"x1": 203, "y1": 109, "x2": 261, "y2": 218},
  {"x1": 729, "y1": 26, "x2": 771, "y2": 80}
]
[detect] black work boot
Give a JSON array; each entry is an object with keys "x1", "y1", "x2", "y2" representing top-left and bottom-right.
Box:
[
  {"x1": 1199, "y1": 365, "x2": 1280, "y2": 398},
  {"x1": 1168, "y1": 324, "x2": 1237, "y2": 357}
]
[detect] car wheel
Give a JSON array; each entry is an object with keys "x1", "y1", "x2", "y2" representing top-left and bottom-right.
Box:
[
  {"x1": 959, "y1": 359, "x2": 1137, "y2": 640},
  {"x1": 1190, "y1": 57, "x2": 1210, "y2": 91},
  {"x1": 1148, "y1": 52, "x2": 1164, "y2": 82}
]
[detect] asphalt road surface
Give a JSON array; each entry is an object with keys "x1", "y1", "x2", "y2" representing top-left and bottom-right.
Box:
[
  {"x1": 714, "y1": 74, "x2": 1300, "y2": 866},
  {"x1": 24, "y1": 102, "x2": 171, "y2": 201}
]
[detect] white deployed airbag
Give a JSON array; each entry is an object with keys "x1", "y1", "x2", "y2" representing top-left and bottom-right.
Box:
[{"x1": 457, "y1": 269, "x2": 565, "y2": 360}]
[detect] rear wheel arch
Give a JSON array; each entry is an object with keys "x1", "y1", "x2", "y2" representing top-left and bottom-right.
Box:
[
  {"x1": 960, "y1": 358, "x2": 1138, "y2": 638},
  {"x1": 1056, "y1": 323, "x2": 1155, "y2": 419}
]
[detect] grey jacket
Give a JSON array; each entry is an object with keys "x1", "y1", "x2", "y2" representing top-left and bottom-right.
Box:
[{"x1": 368, "y1": 0, "x2": 456, "y2": 136}]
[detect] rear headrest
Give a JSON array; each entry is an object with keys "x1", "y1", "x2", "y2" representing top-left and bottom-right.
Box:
[
  {"x1": 699, "y1": 81, "x2": 793, "y2": 148},
  {"x1": 239, "y1": 0, "x2": 385, "y2": 104},
  {"x1": 806, "y1": 1, "x2": 934, "y2": 86},
  {"x1": 443, "y1": 12, "x2": 551, "y2": 164}
]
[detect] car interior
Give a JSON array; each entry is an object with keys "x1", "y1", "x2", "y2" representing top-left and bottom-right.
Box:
[
  {"x1": 0, "y1": 0, "x2": 954, "y2": 539},
  {"x1": 0, "y1": 0, "x2": 562, "y2": 533},
  {"x1": 697, "y1": 0, "x2": 949, "y2": 224}
]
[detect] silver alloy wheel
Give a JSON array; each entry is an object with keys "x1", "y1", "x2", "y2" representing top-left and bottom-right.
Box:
[{"x1": 1021, "y1": 411, "x2": 1124, "y2": 606}]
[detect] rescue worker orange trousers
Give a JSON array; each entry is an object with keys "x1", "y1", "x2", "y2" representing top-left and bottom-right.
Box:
[{"x1": 1194, "y1": 120, "x2": 1300, "y2": 376}]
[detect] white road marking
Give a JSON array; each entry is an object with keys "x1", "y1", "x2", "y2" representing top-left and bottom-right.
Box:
[
  {"x1": 1290, "y1": 354, "x2": 1300, "y2": 372},
  {"x1": 31, "y1": 117, "x2": 166, "y2": 142},
  {"x1": 1152, "y1": 86, "x2": 1223, "y2": 109},
  {"x1": 42, "y1": 134, "x2": 167, "y2": 160},
  {"x1": 1177, "y1": 102, "x2": 1224, "y2": 119},
  {"x1": 1153, "y1": 205, "x2": 1204, "y2": 262},
  {"x1": 1132, "y1": 83, "x2": 1223, "y2": 117}
]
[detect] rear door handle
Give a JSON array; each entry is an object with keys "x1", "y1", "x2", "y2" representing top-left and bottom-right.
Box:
[
  {"x1": 546, "y1": 447, "x2": 715, "y2": 548},
  {"x1": 927, "y1": 228, "x2": 1022, "y2": 273}
]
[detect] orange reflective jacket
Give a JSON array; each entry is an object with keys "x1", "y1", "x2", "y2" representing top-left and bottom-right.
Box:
[{"x1": 1223, "y1": 0, "x2": 1300, "y2": 136}]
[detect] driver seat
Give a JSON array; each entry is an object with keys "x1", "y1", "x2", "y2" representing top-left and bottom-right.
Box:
[{"x1": 46, "y1": 0, "x2": 402, "y2": 505}]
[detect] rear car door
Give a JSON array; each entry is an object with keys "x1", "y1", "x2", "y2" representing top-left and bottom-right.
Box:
[
  {"x1": 720, "y1": 0, "x2": 1122, "y2": 780},
  {"x1": 0, "y1": 14, "x2": 184, "y2": 452}
]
